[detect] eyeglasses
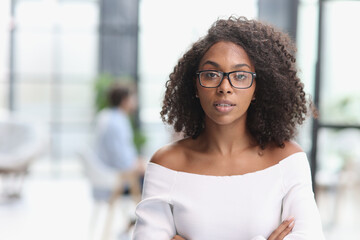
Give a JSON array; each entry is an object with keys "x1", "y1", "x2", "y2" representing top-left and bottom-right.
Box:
[{"x1": 196, "y1": 70, "x2": 256, "y2": 89}]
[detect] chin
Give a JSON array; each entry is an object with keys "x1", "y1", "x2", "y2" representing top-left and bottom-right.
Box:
[{"x1": 207, "y1": 115, "x2": 243, "y2": 126}]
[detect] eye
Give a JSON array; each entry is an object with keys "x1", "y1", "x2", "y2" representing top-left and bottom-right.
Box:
[
  {"x1": 206, "y1": 72, "x2": 219, "y2": 78},
  {"x1": 233, "y1": 72, "x2": 248, "y2": 81},
  {"x1": 202, "y1": 71, "x2": 221, "y2": 80}
]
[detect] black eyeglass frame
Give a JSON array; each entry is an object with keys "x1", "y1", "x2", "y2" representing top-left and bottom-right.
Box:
[{"x1": 196, "y1": 70, "x2": 256, "y2": 89}]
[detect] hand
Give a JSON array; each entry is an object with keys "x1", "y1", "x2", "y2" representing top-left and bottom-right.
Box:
[
  {"x1": 267, "y1": 217, "x2": 295, "y2": 240},
  {"x1": 171, "y1": 235, "x2": 186, "y2": 240}
]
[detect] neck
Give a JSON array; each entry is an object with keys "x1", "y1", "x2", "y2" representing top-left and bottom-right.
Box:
[
  {"x1": 117, "y1": 105, "x2": 127, "y2": 114},
  {"x1": 199, "y1": 116, "x2": 255, "y2": 156}
]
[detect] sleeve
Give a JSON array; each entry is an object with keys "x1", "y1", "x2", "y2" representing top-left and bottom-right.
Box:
[
  {"x1": 132, "y1": 163, "x2": 177, "y2": 240},
  {"x1": 280, "y1": 153, "x2": 325, "y2": 240},
  {"x1": 102, "y1": 115, "x2": 137, "y2": 170}
]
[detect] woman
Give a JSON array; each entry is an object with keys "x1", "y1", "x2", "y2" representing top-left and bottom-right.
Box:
[{"x1": 132, "y1": 17, "x2": 324, "y2": 240}]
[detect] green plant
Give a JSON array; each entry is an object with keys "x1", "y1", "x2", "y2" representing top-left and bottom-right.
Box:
[
  {"x1": 94, "y1": 73, "x2": 114, "y2": 112},
  {"x1": 131, "y1": 117, "x2": 147, "y2": 153}
]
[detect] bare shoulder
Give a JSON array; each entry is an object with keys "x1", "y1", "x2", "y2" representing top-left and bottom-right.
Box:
[
  {"x1": 283, "y1": 141, "x2": 303, "y2": 154},
  {"x1": 269, "y1": 141, "x2": 304, "y2": 163},
  {"x1": 150, "y1": 139, "x2": 189, "y2": 171}
]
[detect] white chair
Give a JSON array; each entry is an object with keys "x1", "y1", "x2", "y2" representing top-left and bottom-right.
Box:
[
  {"x1": 78, "y1": 147, "x2": 141, "y2": 240},
  {"x1": 78, "y1": 147, "x2": 119, "y2": 199},
  {"x1": 0, "y1": 119, "x2": 47, "y2": 201}
]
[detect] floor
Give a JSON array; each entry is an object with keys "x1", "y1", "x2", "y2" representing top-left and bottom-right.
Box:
[
  {"x1": 0, "y1": 172, "x2": 359, "y2": 240},
  {"x1": 0, "y1": 176, "x2": 136, "y2": 240}
]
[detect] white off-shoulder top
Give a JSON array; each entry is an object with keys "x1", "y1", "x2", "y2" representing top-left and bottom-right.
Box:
[{"x1": 133, "y1": 152, "x2": 324, "y2": 240}]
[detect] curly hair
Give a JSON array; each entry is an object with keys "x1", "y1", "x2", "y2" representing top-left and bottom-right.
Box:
[{"x1": 161, "y1": 16, "x2": 313, "y2": 149}]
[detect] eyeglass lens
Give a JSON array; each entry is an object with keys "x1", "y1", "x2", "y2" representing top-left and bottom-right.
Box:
[{"x1": 199, "y1": 71, "x2": 253, "y2": 88}]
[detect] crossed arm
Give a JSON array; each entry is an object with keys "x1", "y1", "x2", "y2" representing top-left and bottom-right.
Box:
[{"x1": 171, "y1": 218, "x2": 295, "y2": 240}]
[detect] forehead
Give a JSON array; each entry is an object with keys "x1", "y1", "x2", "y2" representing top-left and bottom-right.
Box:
[{"x1": 199, "y1": 41, "x2": 253, "y2": 69}]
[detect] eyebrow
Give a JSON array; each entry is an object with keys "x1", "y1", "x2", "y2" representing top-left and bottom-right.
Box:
[{"x1": 201, "y1": 60, "x2": 251, "y2": 69}]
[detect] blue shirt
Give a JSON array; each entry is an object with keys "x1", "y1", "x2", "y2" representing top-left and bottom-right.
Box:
[{"x1": 94, "y1": 108, "x2": 137, "y2": 171}]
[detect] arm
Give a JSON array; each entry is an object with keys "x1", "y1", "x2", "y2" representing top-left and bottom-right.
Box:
[
  {"x1": 280, "y1": 153, "x2": 325, "y2": 240},
  {"x1": 134, "y1": 197, "x2": 177, "y2": 239},
  {"x1": 132, "y1": 162, "x2": 177, "y2": 240},
  {"x1": 171, "y1": 218, "x2": 295, "y2": 240}
]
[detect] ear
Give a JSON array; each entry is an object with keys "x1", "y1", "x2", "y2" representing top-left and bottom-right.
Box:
[{"x1": 251, "y1": 86, "x2": 257, "y2": 103}]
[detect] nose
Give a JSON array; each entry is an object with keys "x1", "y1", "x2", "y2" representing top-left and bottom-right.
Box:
[{"x1": 217, "y1": 75, "x2": 233, "y2": 94}]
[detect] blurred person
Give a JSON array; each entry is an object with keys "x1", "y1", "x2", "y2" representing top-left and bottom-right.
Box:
[
  {"x1": 92, "y1": 83, "x2": 145, "y2": 240},
  {"x1": 94, "y1": 83, "x2": 145, "y2": 197},
  {"x1": 132, "y1": 17, "x2": 324, "y2": 240}
]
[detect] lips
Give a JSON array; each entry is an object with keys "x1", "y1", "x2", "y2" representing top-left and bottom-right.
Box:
[
  {"x1": 214, "y1": 100, "x2": 236, "y2": 106},
  {"x1": 213, "y1": 100, "x2": 236, "y2": 113},
  {"x1": 214, "y1": 103, "x2": 235, "y2": 107}
]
